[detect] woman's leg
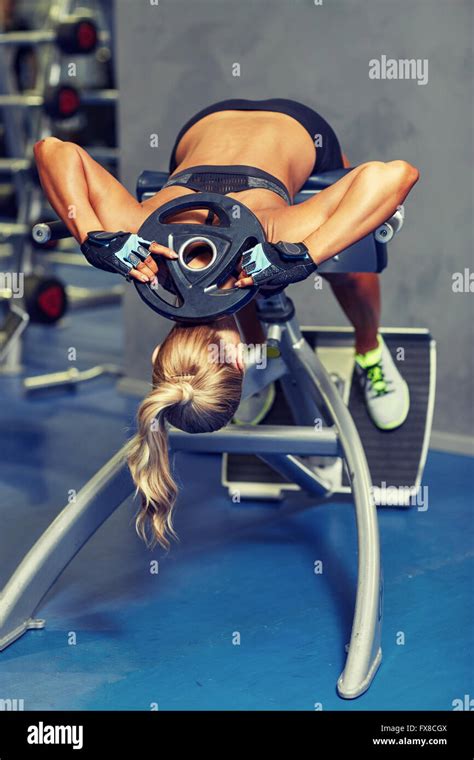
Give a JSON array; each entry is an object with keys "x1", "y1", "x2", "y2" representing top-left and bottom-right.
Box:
[
  {"x1": 236, "y1": 272, "x2": 380, "y2": 355},
  {"x1": 324, "y1": 272, "x2": 381, "y2": 354},
  {"x1": 236, "y1": 300, "x2": 266, "y2": 344}
]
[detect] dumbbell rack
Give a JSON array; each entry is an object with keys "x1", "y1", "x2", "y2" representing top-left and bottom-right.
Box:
[
  {"x1": 0, "y1": 0, "x2": 120, "y2": 383},
  {"x1": 0, "y1": 35, "x2": 36, "y2": 371}
]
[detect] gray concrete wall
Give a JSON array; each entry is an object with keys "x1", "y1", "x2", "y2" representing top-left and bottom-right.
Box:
[{"x1": 115, "y1": 0, "x2": 473, "y2": 443}]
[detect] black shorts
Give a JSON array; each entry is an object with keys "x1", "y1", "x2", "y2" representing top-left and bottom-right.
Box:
[{"x1": 169, "y1": 98, "x2": 344, "y2": 176}]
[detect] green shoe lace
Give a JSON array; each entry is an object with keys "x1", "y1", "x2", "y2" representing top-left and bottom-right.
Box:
[
  {"x1": 355, "y1": 336, "x2": 394, "y2": 398},
  {"x1": 366, "y1": 362, "x2": 391, "y2": 397}
]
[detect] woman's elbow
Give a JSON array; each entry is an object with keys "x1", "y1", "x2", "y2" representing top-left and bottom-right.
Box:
[
  {"x1": 33, "y1": 136, "x2": 65, "y2": 162},
  {"x1": 387, "y1": 159, "x2": 420, "y2": 189}
]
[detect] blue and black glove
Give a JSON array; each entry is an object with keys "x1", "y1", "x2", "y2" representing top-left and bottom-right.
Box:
[
  {"x1": 80, "y1": 231, "x2": 153, "y2": 277},
  {"x1": 241, "y1": 240, "x2": 317, "y2": 288}
]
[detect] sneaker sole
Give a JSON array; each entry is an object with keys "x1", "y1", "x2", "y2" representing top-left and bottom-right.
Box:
[{"x1": 233, "y1": 382, "x2": 276, "y2": 426}]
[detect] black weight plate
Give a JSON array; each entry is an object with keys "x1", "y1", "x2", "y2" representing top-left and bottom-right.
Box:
[{"x1": 134, "y1": 192, "x2": 264, "y2": 323}]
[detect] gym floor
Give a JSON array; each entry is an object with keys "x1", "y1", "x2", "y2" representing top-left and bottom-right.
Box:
[{"x1": 0, "y1": 264, "x2": 472, "y2": 711}]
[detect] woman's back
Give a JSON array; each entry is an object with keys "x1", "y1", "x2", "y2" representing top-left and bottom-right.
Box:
[{"x1": 173, "y1": 109, "x2": 316, "y2": 198}]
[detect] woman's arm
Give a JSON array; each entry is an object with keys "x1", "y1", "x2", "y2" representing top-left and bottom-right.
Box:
[
  {"x1": 258, "y1": 159, "x2": 419, "y2": 265},
  {"x1": 302, "y1": 160, "x2": 419, "y2": 264},
  {"x1": 33, "y1": 137, "x2": 168, "y2": 281},
  {"x1": 33, "y1": 137, "x2": 94, "y2": 236},
  {"x1": 34, "y1": 137, "x2": 139, "y2": 242}
]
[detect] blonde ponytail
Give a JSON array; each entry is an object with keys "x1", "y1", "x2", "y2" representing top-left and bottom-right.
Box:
[{"x1": 127, "y1": 323, "x2": 243, "y2": 550}]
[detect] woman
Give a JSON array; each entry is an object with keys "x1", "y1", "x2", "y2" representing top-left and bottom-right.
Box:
[{"x1": 34, "y1": 98, "x2": 419, "y2": 550}]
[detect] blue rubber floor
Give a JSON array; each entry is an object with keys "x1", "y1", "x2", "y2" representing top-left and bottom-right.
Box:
[{"x1": 0, "y1": 264, "x2": 473, "y2": 710}]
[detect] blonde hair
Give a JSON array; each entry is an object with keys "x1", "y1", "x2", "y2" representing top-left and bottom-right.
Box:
[{"x1": 127, "y1": 323, "x2": 243, "y2": 550}]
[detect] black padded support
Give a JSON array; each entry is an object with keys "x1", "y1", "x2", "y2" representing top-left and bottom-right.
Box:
[
  {"x1": 317, "y1": 235, "x2": 386, "y2": 275},
  {"x1": 136, "y1": 170, "x2": 169, "y2": 201},
  {"x1": 301, "y1": 168, "x2": 351, "y2": 190}
]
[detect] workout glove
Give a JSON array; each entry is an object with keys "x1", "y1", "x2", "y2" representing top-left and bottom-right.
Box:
[
  {"x1": 80, "y1": 231, "x2": 152, "y2": 277},
  {"x1": 241, "y1": 241, "x2": 317, "y2": 288}
]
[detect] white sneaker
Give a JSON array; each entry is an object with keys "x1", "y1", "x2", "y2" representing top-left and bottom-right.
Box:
[
  {"x1": 233, "y1": 382, "x2": 276, "y2": 425},
  {"x1": 354, "y1": 335, "x2": 410, "y2": 430}
]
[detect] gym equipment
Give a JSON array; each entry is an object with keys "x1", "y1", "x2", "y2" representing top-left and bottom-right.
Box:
[
  {"x1": 138, "y1": 168, "x2": 389, "y2": 275},
  {"x1": 0, "y1": 221, "x2": 31, "y2": 242},
  {"x1": 22, "y1": 273, "x2": 68, "y2": 324},
  {"x1": 135, "y1": 192, "x2": 262, "y2": 322},
  {"x1": 35, "y1": 194, "x2": 264, "y2": 324},
  {"x1": 222, "y1": 325, "x2": 434, "y2": 504},
  {"x1": 0, "y1": 169, "x2": 436, "y2": 702},
  {"x1": 374, "y1": 205, "x2": 404, "y2": 244},
  {"x1": 0, "y1": 274, "x2": 67, "y2": 325},
  {"x1": 0, "y1": 159, "x2": 38, "y2": 217},
  {"x1": 0, "y1": 14, "x2": 100, "y2": 55},
  {"x1": 0, "y1": 275, "x2": 122, "y2": 325},
  {"x1": 23, "y1": 364, "x2": 122, "y2": 393},
  {"x1": 0, "y1": 35, "x2": 36, "y2": 373},
  {"x1": 0, "y1": 157, "x2": 33, "y2": 174},
  {"x1": 0, "y1": 85, "x2": 117, "y2": 121},
  {"x1": 0, "y1": 85, "x2": 80, "y2": 120},
  {"x1": 0, "y1": 304, "x2": 29, "y2": 362},
  {"x1": 29, "y1": 212, "x2": 68, "y2": 249},
  {"x1": 0, "y1": 2, "x2": 119, "y2": 379},
  {"x1": 32, "y1": 219, "x2": 73, "y2": 245}
]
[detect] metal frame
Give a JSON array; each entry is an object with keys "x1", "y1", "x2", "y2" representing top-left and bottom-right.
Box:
[{"x1": 0, "y1": 293, "x2": 382, "y2": 699}]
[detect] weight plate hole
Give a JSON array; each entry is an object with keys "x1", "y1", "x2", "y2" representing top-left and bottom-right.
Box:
[{"x1": 178, "y1": 237, "x2": 217, "y2": 271}]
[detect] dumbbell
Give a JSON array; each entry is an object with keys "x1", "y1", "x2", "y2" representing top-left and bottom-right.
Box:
[
  {"x1": 0, "y1": 273, "x2": 68, "y2": 324},
  {"x1": 0, "y1": 14, "x2": 99, "y2": 56},
  {"x1": 0, "y1": 85, "x2": 117, "y2": 121},
  {"x1": 23, "y1": 273, "x2": 68, "y2": 323},
  {"x1": 0, "y1": 84, "x2": 81, "y2": 120}
]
